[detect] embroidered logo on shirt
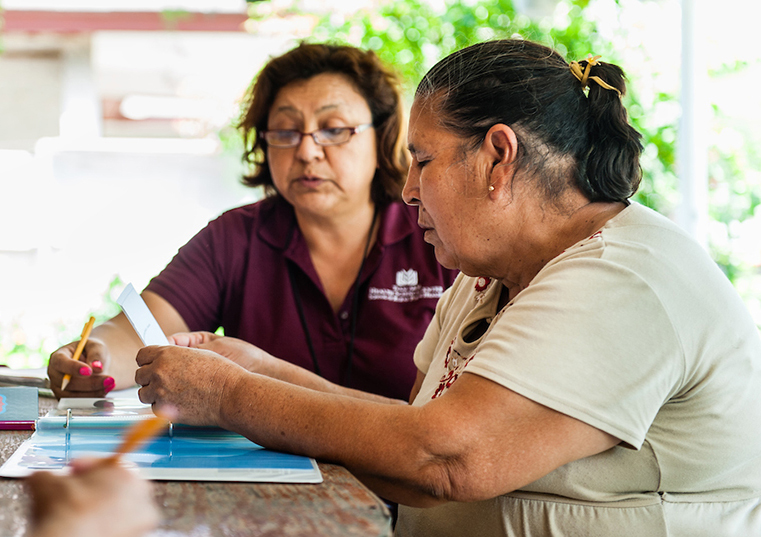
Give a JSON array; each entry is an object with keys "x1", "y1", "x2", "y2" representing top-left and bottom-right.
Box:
[
  {"x1": 432, "y1": 338, "x2": 475, "y2": 399},
  {"x1": 395, "y1": 269, "x2": 419, "y2": 286},
  {"x1": 368, "y1": 268, "x2": 443, "y2": 303}
]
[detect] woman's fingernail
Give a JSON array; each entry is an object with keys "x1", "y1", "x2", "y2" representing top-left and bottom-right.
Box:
[
  {"x1": 79, "y1": 366, "x2": 92, "y2": 376},
  {"x1": 103, "y1": 377, "x2": 115, "y2": 393},
  {"x1": 92, "y1": 361, "x2": 103, "y2": 369}
]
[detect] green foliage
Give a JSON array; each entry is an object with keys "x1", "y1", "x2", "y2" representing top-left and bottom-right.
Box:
[
  {"x1": 307, "y1": 0, "x2": 761, "y2": 291},
  {"x1": 0, "y1": 275, "x2": 125, "y2": 368},
  {"x1": 217, "y1": 123, "x2": 245, "y2": 159},
  {"x1": 704, "y1": 60, "x2": 761, "y2": 282},
  {"x1": 310, "y1": 0, "x2": 677, "y2": 217},
  {"x1": 95, "y1": 274, "x2": 127, "y2": 322},
  {"x1": 311, "y1": 0, "x2": 526, "y2": 93},
  {"x1": 707, "y1": 127, "x2": 761, "y2": 281},
  {"x1": 159, "y1": 10, "x2": 194, "y2": 30}
]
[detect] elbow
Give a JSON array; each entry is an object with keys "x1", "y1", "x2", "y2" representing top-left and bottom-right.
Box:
[
  {"x1": 411, "y1": 454, "x2": 482, "y2": 506},
  {"x1": 411, "y1": 446, "x2": 527, "y2": 505},
  {"x1": 400, "y1": 428, "x2": 506, "y2": 505},
  {"x1": 362, "y1": 454, "x2": 513, "y2": 508}
]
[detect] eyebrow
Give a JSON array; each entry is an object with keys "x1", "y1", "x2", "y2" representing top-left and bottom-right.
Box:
[{"x1": 271, "y1": 103, "x2": 342, "y2": 117}]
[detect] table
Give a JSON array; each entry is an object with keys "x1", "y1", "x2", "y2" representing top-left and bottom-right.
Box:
[{"x1": 0, "y1": 396, "x2": 392, "y2": 537}]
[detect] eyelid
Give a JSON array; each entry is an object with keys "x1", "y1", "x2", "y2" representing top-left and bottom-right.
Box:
[
  {"x1": 412, "y1": 152, "x2": 431, "y2": 164},
  {"x1": 321, "y1": 120, "x2": 351, "y2": 130}
]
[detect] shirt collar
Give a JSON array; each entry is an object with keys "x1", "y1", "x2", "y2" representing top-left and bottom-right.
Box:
[
  {"x1": 257, "y1": 196, "x2": 418, "y2": 251},
  {"x1": 257, "y1": 196, "x2": 297, "y2": 250}
]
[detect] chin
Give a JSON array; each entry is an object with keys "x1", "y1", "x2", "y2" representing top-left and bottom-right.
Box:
[
  {"x1": 291, "y1": 195, "x2": 338, "y2": 214},
  {"x1": 433, "y1": 250, "x2": 459, "y2": 271}
]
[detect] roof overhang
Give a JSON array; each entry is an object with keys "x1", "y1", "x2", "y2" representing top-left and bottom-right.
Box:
[{"x1": 1, "y1": 10, "x2": 249, "y2": 33}]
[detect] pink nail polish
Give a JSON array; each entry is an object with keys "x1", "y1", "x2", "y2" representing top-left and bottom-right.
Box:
[
  {"x1": 103, "y1": 377, "x2": 115, "y2": 393},
  {"x1": 79, "y1": 366, "x2": 92, "y2": 376},
  {"x1": 92, "y1": 361, "x2": 103, "y2": 369}
]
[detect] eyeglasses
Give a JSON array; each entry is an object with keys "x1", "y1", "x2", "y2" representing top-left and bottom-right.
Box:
[{"x1": 261, "y1": 123, "x2": 373, "y2": 148}]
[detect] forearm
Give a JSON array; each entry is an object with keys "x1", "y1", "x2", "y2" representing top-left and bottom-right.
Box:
[
  {"x1": 138, "y1": 350, "x2": 617, "y2": 507},
  {"x1": 216, "y1": 372, "x2": 618, "y2": 507},
  {"x1": 97, "y1": 291, "x2": 188, "y2": 390},
  {"x1": 182, "y1": 334, "x2": 404, "y2": 404},
  {"x1": 260, "y1": 357, "x2": 405, "y2": 404},
  {"x1": 217, "y1": 372, "x2": 454, "y2": 506},
  {"x1": 89, "y1": 316, "x2": 144, "y2": 389}
]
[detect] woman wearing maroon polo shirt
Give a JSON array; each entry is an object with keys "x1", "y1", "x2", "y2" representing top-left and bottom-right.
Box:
[{"x1": 49, "y1": 43, "x2": 457, "y2": 401}]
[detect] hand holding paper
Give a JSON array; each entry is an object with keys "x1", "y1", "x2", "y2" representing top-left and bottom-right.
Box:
[
  {"x1": 117, "y1": 284, "x2": 169, "y2": 346},
  {"x1": 135, "y1": 345, "x2": 239, "y2": 428}
]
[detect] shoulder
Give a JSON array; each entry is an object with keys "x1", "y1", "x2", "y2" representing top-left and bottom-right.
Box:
[
  {"x1": 598, "y1": 202, "x2": 696, "y2": 254},
  {"x1": 202, "y1": 196, "x2": 293, "y2": 245},
  {"x1": 210, "y1": 196, "x2": 279, "y2": 227},
  {"x1": 546, "y1": 203, "x2": 708, "y2": 281}
]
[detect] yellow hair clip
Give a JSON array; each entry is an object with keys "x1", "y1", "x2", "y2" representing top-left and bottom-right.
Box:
[{"x1": 569, "y1": 54, "x2": 622, "y2": 97}]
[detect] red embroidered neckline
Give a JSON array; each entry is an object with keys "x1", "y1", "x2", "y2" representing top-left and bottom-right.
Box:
[{"x1": 475, "y1": 277, "x2": 490, "y2": 292}]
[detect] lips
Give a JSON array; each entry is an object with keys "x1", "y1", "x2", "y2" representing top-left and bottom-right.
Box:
[
  {"x1": 417, "y1": 217, "x2": 433, "y2": 231},
  {"x1": 418, "y1": 220, "x2": 436, "y2": 239},
  {"x1": 293, "y1": 174, "x2": 326, "y2": 187},
  {"x1": 417, "y1": 215, "x2": 438, "y2": 243}
]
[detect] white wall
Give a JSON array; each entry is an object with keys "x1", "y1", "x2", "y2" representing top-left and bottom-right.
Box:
[{"x1": 0, "y1": 29, "x2": 291, "y2": 365}]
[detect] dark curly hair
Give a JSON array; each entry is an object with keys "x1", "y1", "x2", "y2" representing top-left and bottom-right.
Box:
[{"x1": 238, "y1": 42, "x2": 408, "y2": 207}]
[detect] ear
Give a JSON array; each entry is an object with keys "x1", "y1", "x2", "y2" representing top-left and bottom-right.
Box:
[{"x1": 481, "y1": 124, "x2": 519, "y2": 195}]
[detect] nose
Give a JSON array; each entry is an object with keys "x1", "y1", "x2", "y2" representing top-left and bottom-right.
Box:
[
  {"x1": 402, "y1": 166, "x2": 421, "y2": 206},
  {"x1": 295, "y1": 133, "x2": 325, "y2": 162}
]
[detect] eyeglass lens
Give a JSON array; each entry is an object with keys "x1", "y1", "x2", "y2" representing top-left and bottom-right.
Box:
[{"x1": 266, "y1": 127, "x2": 353, "y2": 147}]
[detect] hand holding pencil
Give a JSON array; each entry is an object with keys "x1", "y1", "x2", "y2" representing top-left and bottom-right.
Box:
[
  {"x1": 25, "y1": 414, "x2": 167, "y2": 537},
  {"x1": 26, "y1": 461, "x2": 159, "y2": 537},
  {"x1": 60, "y1": 316, "x2": 96, "y2": 391}
]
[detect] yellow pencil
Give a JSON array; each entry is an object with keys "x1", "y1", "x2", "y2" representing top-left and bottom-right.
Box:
[
  {"x1": 106, "y1": 414, "x2": 170, "y2": 463},
  {"x1": 60, "y1": 316, "x2": 96, "y2": 391}
]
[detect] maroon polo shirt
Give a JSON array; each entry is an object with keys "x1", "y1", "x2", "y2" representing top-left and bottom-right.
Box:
[{"x1": 146, "y1": 196, "x2": 458, "y2": 400}]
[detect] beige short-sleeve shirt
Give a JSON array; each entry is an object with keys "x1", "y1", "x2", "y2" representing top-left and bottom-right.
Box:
[{"x1": 397, "y1": 203, "x2": 761, "y2": 537}]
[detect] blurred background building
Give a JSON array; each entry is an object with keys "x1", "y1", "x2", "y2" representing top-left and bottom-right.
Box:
[{"x1": 0, "y1": 0, "x2": 283, "y2": 361}]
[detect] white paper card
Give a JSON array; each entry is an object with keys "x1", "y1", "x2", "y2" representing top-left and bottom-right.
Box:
[{"x1": 116, "y1": 283, "x2": 169, "y2": 346}]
